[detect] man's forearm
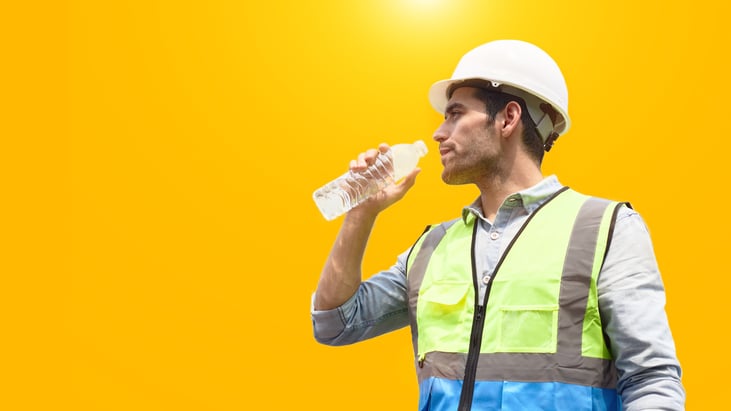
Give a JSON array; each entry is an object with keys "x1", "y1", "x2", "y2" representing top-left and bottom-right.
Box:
[{"x1": 314, "y1": 209, "x2": 378, "y2": 310}]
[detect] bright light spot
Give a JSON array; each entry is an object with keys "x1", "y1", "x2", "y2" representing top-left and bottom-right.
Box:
[
  {"x1": 402, "y1": 0, "x2": 447, "y2": 17},
  {"x1": 409, "y1": 0, "x2": 442, "y2": 6}
]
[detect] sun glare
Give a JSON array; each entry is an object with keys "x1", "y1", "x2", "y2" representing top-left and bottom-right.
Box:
[{"x1": 409, "y1": 0, "x2": 442, "y2": 7}]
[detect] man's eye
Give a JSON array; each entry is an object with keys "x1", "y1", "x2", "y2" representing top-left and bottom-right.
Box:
[{"x1": 446, "y1": 111, "x2": 460, "y2": 120}]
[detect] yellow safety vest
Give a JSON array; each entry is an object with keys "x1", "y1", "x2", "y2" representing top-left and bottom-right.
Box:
[{"x1": 406, "y1": 188, "x2": 625, "y2": 411}]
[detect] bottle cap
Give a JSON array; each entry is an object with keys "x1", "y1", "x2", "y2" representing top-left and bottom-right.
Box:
[{"x1": 413, "y1": 140, "x2": 428, "y2": 157}]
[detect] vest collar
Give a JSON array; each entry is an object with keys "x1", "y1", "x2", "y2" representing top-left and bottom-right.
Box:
[{"x1": 461, "y1": 175, "x2": 564, "y2": 224}]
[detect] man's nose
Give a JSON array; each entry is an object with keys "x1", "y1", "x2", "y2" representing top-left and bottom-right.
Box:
[{"x1": 433, "y1": 122, "x2": 449, "y2": 142}]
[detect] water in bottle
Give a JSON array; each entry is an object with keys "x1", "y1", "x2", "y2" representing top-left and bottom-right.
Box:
[{"x1": 313, "y1": 140, "x2": 428, "y2": 221}]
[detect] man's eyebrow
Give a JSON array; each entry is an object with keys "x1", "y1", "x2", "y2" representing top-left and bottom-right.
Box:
[{"x1": 444, "y1": 102, "x2": 466, "y2": 113}]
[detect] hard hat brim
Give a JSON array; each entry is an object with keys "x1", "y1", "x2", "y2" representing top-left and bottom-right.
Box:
[{"x1": 428, "y1": 79, "x2": 454, "y2": 115}]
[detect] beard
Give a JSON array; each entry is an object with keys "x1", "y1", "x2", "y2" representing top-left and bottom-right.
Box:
[
  {"x1": 439, "y1": 116, "x2": 504, "y2": 185},
  {"x1": 441, "y1": 143, "x2": 502, "y2": 185}
]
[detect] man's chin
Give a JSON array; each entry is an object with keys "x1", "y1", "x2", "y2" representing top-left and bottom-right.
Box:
[{"x1": 441, "y1": 173, "x2": 470, "y2": 186}]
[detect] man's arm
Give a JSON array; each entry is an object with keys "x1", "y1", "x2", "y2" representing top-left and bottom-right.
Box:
[
  {"x1": 312, "y1": 253, "x2": 411, "y2": 345},
  {"x1": 599, "y1": 207, "x2": 685, "y2": 410},
  {"x1": 314, "y1": 209, "x2": 379, "y2": 310},
  {"x1": 314, "y1": 144, "x2": 420, "y2": 311},
  {"x1": 311, "y1": 144, "x2": 420, "y2": 345}
]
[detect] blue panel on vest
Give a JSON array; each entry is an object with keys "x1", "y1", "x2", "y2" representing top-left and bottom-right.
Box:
[
  {"x1": 419, "y1": 378, "x2": 620, "y2": 411},
  {"x1": 502, "y1": 381, "x2": 590, "y2": 411},
  {"x1": 592, "y1": 386, "x2": 622, "y2": 411}
]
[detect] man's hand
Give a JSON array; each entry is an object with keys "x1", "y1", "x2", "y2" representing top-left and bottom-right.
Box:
[{"x1": 347, "y1": 143, "x2": 421, "y2": 219}]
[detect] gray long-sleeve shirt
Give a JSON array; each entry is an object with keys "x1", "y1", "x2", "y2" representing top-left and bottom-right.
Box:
[{"x1": 311, "y1": 176, "x2": 685, "y2": 410}]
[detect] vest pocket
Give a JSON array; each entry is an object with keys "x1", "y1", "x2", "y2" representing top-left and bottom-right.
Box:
[
  {"x1": 420, "y1": 280, "x2": 469, "y2": 306},
  {"x1": 497, "y1": 304, "x2": 558, "y2": 353},
  {"x1": 417, "y1": 280, "x2": 472, "y2": 354}
]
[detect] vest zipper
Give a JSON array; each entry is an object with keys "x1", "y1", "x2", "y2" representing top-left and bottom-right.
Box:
[
  {"x1": 458, "y1": 279, "x2": 493, "y2": 410},
  {"x1": 457, "y1": 221, "x2": 483, "y2": 411},
  {"x1": 456, "y1": 186, "x2": 571, "y2": 411}
]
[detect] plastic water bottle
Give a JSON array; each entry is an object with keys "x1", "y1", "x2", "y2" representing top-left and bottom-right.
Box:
[{"x1": 313, "y1": 140, "x2": 429, "y2": 221}]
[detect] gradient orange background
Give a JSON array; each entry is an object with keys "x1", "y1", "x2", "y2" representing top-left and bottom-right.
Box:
[{"x1": 41, "y1": 0, "x2": 728, "y2": 409}]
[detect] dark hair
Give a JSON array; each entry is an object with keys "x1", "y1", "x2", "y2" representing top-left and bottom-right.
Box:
[{"x1": 472, "y1": 88, "x2": 545, "y2": 164}]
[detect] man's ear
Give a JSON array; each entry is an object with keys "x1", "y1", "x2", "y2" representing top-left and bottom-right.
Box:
[{"x1": 500, "y1": 101, "x2": 522, "y2": 137}]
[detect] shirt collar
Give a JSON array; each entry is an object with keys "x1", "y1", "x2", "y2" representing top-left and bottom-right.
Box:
[{"x1": 462, "y1": 175, "x2": 564, "y2": 223}]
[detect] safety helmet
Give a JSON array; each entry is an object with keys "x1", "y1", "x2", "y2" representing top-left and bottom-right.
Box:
[{"x1": 429, "y1": 40, "x2": 570, "y2": 151}]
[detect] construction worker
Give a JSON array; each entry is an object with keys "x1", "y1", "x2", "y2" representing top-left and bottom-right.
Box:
[{"x1": 311, "y1": 40, "x2": 685, "y2": 410}]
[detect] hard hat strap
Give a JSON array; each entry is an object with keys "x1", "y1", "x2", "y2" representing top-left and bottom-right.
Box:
[
  {"x1": 538, "y1": 103, "x2": 560, "y2": 151},
  {"x1": 544, "y1": 131, "x2": 559, "y2": 152}
]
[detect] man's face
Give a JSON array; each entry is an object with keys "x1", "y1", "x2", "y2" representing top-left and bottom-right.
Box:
[{"x1": 433, "y1": 87, "x2": 502, "y2": 185}]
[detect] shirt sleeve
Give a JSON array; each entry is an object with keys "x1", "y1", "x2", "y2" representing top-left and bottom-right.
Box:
[
  {"x1": 598, "y1": 206, "x2": 686, "y2": 410},
  {"x1": 311, "y1": 250, "x2": 411, "y2": 346}
]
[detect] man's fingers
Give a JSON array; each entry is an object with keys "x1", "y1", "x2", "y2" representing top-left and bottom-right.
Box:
[{"x1": 352, "y1": 149, "x2": 379, "y2": 169}]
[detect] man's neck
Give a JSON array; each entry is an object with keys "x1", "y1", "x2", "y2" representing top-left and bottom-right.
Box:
[{"x1": 476, "y1": 168, "x2": 544, "y2": 222}]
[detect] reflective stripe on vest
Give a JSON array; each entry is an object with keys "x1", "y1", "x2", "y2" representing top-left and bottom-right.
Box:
[{"x1": 406, "y1": 188, "x2": 625, "y2": 410}]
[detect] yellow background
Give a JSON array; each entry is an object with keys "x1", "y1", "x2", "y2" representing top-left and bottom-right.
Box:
[{"x1": 15, "y1": 0, "x2": 727, "y2": 409}]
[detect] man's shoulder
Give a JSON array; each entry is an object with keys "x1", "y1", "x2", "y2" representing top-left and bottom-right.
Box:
[{"x1": 565, "y1": 189, "x2": 640, "y2": 227}]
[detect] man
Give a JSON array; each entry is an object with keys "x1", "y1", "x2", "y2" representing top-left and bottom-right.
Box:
[{"x1": 311, "y1": 40, "x2": 685, "y2": 410}]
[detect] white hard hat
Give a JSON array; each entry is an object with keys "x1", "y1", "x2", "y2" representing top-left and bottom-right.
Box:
[{"x1": 429, "y1": 40, "x2": 570, "y2": 149}]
